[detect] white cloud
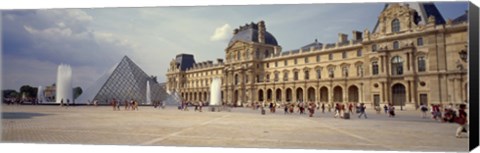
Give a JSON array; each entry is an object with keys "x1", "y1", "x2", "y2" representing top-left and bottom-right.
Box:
[{"x1": 209, "y1": 24, "x2": 231, "y2": 41}]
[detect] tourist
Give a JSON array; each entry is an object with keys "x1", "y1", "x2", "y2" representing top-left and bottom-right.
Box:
[
  {"x1": 348, "y1": 103, "x2": 353, "y2": 114},
  {"x1": 321, "y1": 103, "x2": 325, "y2": 113},
  {"x1": 199, "y1": 101, "x2": 203, "y2": 112},
  {"x1": 334, "y1": 103, "x2": 340, "y2": 118},
  {"x1": 134, "y1": 100, "x2": 139, "y2": 111},
  {"x1": 455, "y1": 104, "x2": 468, "y2": 138},
  {"x1": 124, "y1": 100, "x2": 129, "y2": 110},
  {"x1": 194, "y1": 101, "x2": 199, "y2": 111},
  {"x1": 388, "y1": 104, "x2": 395, "y2": 117},
  {"x1": 93, "y1": 100, "x2": 98, "y2": 107},
  {"x1": 383, "y1": 104, "x2": 388, "y2": 114},
  {"x1": 112, "y1": 98, "x2": 117, "y2": 111},
  {"x1": 375, "y1": 105, "x2": 381, "y2": 114},
  {"x1": 272, "y1": 102, "x2": 276, "y2": 113},
  {"x1": 60, "y1": 99, "x2": 64, "y2": 107},
  {"x1": 420, "y1": 103, "x2": 428, "y2": 118},
  {"x1": 116, "y1": 99, "x2": 121, "y2": 110},
  {"x1": 327, "y1": 103, "x2": 332, "y2": 112},
  {"x1": 66, "y1": 99, "x2": 70, "y2": 108},
  {"x1": 284, "y1": 103, "x2": 288, "y2": 114},
  {"x1": 358, "y1": 103, "x2": 367, "y2": 119},
  {"x1": 308, "y1": 101, "x2": 316, "y2": 117}
]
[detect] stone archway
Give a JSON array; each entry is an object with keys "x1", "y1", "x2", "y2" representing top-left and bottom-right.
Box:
[
  {"x1": 286, "y1": 88, "x2": 292, "y2": 102},
  {"x1": 275, "y1": 88, "x2": 282, "y2": 102},
  {"x1": 307, "y1": 87, "x2": 315, "y2": 102},
  {"x1": 258, "y1": 89, "x2": 264, "y2": 102},
  {"x1": 296, "y1": 88, "x2": 304, "y2": 102},
  {"x1": 348, "y1": 85, "x2": 359, "y2": 103},
  {"x1": 267, "y1": 89, "x2": 273, "y2": 101},
  {"x1": 320, "y1": 87, "x2": 328, "y2": 103},
  {"x1": 392, "y1": 83, "x2": 406, "y2": 106},
  {"x1": 333, "y1": 86, "x2": 343, "y2": 102}
]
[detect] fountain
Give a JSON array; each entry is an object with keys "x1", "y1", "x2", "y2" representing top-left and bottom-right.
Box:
[
  {"x1": 209, "y1": 77, "x2": 222, "y2": 111},
  {"x1": 37, "y1": 86, "x2": 45, "y2": 103},
  {"x1": 146, "y1": 80, "x2": 151, "y2": 104},
  {"x1": 56, "y1": 64, "x2": 73, "y2": 104}
]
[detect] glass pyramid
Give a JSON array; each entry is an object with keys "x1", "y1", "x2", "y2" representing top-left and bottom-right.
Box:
[{"x1": 76, "y1": 56, "x2": 164, "y2": 105}]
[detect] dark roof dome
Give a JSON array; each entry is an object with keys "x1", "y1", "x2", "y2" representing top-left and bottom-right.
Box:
[{"x1": 228, "y1": 21, "x2": 278, "y2": 46}]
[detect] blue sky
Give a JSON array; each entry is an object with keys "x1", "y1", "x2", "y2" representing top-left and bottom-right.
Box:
[{"x1": 1, "y1": 2, "x2": 468, "y2": 91}]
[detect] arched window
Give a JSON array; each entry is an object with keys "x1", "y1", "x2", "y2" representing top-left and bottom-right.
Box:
[
  {"x1": 392, "y1": 18, "x2": 400, "y2": 33},
  {"x1": 372, "y1": 61, "x2": 379, "y2": 75},
  {"x1": 391, "y1": 56, "x2": 404, "y2": 75},
  {"x1": 393, "y1": 41, "x2": 400, "y2": 49},
  {"x1": 418, "y1": 56, "x2": 426, "y2": 72}
]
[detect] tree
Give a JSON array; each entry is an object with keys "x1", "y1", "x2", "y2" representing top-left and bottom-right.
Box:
[
  {"x1": 19, "y1": 85, "x2": 37, "y2": 98},
  {"x1": 3, "y1": 89, "x2": 19, "y2": 98},
  {"x1": 73, "y1": 87, "x2": 83, "y2": 99}
]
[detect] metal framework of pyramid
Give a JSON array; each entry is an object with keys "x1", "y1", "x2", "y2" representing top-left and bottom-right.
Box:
[{"x1": 76, "y1": 56, "x2": 165, "y2": 105}]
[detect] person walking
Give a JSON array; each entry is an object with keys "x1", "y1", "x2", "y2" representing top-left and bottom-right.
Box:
[
  {"x1": 112, "y1": 98, "x2": 117, "y2": 111},
  {"x1": 116, "y1": 99, "x2": 121, "y2": 110},
  {"x1": 199, "y1": 101, "x2": 203, "y2": 112},
  {"x1": 66, "y1": 99, "x2": 70, "y2": 108},
  {"x1": 348, "y1": 103, "x2": 353, "y2": 114},
  {"x1": 327, "y1": 103, "x2": 332, "y2": 112},
  {"x1": 383, "y1": 104, "x2": 388, "y2": 114},
  {"x1": 455, "y1": 104, "x2": 468, "y2": 138},
  {"x1": 60, "y1": 99, "x2": 64, "y2": 107},
  {"x1": 334, "y1": 103, "x2": 340, "y2": 118},
  {"x1": 321, "y1": 103, "x2": 325, "y2": 113},
  {"x1": 420, "y1": 103, "x2": 428, "y2": 118},
  {"x1": 388, "y1": 104, "x2": 395, "y2": 117},
  {"x1": 308, "y1": 101, "x2": 316, "y2": 117},
  {"x1": 358, "y1": 103, "x2": 367, "y2": 119}
]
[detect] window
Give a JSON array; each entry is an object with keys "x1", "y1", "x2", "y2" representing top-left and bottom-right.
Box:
[
  {"x1": 235, "y1": 74, "x2": 239, "y2": 85},
  {"x1": 264, "y1": 50, "x2": 269, "y2": 58},
  {"x1": 357, "y1": 49, "x2": 362, "y2": 57},
  {"x1": 417, "y1": 37, "x2": 424, "y2": 46},
  {"x1": 316, "y1": 55, "x2": 321, "y2": 62},
  {"x1": 245, "y1": 49, "x2": 250, "y2": 59},
  {"x1": 304, "y1": 70, "x2": 310, "y2": 80},
  {"x1": 328, "y1": 67, "x2": 334, "y2": 78},
  {"x1": 256, "y1": 75, "x2": 260, "y2": 83},
  {"x1": 283, "y1": 72, "x2": 289, "y2": 81},
  {"x1": 305, "y1": 57, "x2": 309, "y2": 63},
  {"x1": 393, "y1": 41, "x2": 400, "y2": 49},
  {"x1": 294, "y1": 71, "x2": 299, "y2": 81},
  {"x1": 266, "y1": 74, "x2": 270, "y2": 82},
  {"x1": 274, "y1": 73, "x2": 279, "y2": 82},
  {"x1": 237, "y1": 51, "x2": 241, "y2": 60},
  {"x1": 266, "y1": 63, "x2": 270, "y2": 68},
  {"x1": 284, "y1": 60, "x2": 288, "y2": 66},
  {"x1": 392, "y1": 18, "x2": 400, "y2": 33},
  {"x1": 245, "y1": 75, "x2": 249, "y2": 83},
  {"x1": 391, "y1": 56, "x2": 403, "y2": 75},
  {"x1": 418, "y1": 56, "x2": 426, "y2": 72},
  {"x1": 294, "y1": 59, "x2": 298, "y2": 64},
  {"x1": 357, "y1": 65, "x2": 364, "y2": 77},
  {"x1": 372, "y1": 61, "x2": 379, "y2": 75},
  {"x1": 372, "y1": 44, "x2": 377, "y2": 52},
  {"x1": 256, "y1": 49, "x2": 260, "y2": 59},
  {"x1": 329, "y1": 53, "x2": 333, "y2": 60},
  {"x1": 275, "y1": 61, "x2": 278, "y2": 67},
  {"x1": 316, "y1": 69, "x2": 322, "y2": 79},
  {"x1": 342, "y1": 51, "x2": 347, "y2": 59},
  {"x1": 342, "y1": 66, "x2": 349, "y2": 77},
  {"x1": 256, "y1": 64, "x2": 260, "y2": 68}
]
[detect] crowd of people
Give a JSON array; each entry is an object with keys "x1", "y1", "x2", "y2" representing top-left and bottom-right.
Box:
[
  {"x1": 178, "y1": 100, "x2": 207, "y2": 112},
  {"x1": 110, "y1": 98, "x2": 139, "y2": 111}
]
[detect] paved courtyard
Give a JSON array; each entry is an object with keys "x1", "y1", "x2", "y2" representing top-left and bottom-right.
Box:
[{"x1": 1, "y1": 105, "x2": 469, "y2": 152}]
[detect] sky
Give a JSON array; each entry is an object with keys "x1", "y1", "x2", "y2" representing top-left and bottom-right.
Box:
[{"x1": 1, "y1": 1, "x2": 469, "y2": 91}]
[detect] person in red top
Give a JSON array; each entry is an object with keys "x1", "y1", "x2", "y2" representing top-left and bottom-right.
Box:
[
  {"x1": 348, "y1": 103, "x2": 353, "y2": 114},
  {"x1": 455, "y1": 104, "x2": 468, "y2": 138}
]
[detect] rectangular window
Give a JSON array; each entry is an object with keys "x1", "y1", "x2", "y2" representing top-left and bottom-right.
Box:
[
  {"x1": 357, "y1": 65, "x2": 364, "y2": 77},
  {"x1": 283, "y1": 72, "x2": 288, "y2": 81},
  {"x1": 329, "y1": 53, "x2": 333, "y2": 60},
  {"x1": 294, "y1": 59, "x2": 298, "y2": 64},
  {"x1": 316, "y1": 69, "x2": 321, "y2": 79},
  {"x1": 417, "y1": 38, "x2": 424, "y2": 46},
  {"x1": 342, "y1": 66, "x2": 348, "y2": 77},
  {"x1": 328, "y1": 68, "x2": 334, "y2": 78},
  {"x1": 304, "y1": 70, "x2": 309, "y2": 80},
  {"x1": 284, "y1": 60, "x2": 288, "y2": 66},
  {"x1": 420, "y1": 94, "x2": 428, "y2": 105},
  {"x1": 372, "y1": 44, "x2": 377, "y2": 52},
  {"x1": 357, "y1": 49, "x2": 362, "y2": 57},
  {"x1": 372, "y1": 61, "x2": 379, "y2": 75},
  {"x1": 342, "y1": 51, "x2": 347, "y2": 59},
  {"x1": 274, "y1": 73, "x2": 279, "y2": 82},
  {"x1": 305, "y1": 57, "x2": 309, "y2": 63},
  {"x1": 316, "y1": 55, "x2": 321, "y2": 62},
  {"x1": 275, "y1": 61, "x2": 278, "y2": 67},
  {"x1": 418, "y1": 56, "x2": 426, "y2": 72},
  {"x1": 266, "y1": 63, "x2": 270, "y2": 68},
  {"x1": 294, "y1": 71, "x2": 299, "y2": 81},
  {"x1": 266, "y1": 74, "x2": 270, "y2": 82}
]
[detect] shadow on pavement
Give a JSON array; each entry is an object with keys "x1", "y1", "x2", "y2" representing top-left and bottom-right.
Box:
[{"x1": 2, "y1": 112, "x2": 51, "y2": 119}]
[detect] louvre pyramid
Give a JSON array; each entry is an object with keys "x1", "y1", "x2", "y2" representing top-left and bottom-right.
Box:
[{"x1": 76, "y1": 56, "x2": 165, "y2": 105}]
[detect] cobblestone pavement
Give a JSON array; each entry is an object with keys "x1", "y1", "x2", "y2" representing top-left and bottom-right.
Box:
[{"x1": 1, "y1": 105, "x2": 469, "y2": 152}]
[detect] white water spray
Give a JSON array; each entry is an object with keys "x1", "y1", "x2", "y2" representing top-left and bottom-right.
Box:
[
  {"x1": 209, "y1": 77, "x2": 222, "y2": 106},
  {"x1": 146, "y1": 80, "x2": 151, "y2": 104},
  {"x1": 56, "y1": 64, "x2": 73, "y2": 104},
  {"x1": 37, "y1": 86, "x2": 45, "y2": 103}
]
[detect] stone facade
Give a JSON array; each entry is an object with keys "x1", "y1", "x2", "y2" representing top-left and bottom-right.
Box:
[{"x1": 166, "y1": 3, "x2": 468, "y2": 109}]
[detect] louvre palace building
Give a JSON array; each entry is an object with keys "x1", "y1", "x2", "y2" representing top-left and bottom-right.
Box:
[{"x1": 166, "y1": 3, "x2": 468, "y2": 109}]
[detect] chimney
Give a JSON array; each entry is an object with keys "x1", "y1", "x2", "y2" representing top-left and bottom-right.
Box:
[
  {"x1": 352, "y1": 31, "x2": 363, "y2": 41},
  {"x1": 258, "y1": 20, "x2": 266, "y2": 44},
  {"x1": 338, "y1": 33, "x2": 348, "y2": 43},
  {"x1": 217, "y1": 58, "x2": 224, "y2": 64}
]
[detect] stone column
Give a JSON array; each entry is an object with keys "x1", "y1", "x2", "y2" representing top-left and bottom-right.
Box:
[
  {"x1": 381, "y1": 82, "x2": 385, "y2": 104},
  {"x1": 380, "y1": 55, "x2": 384, "y2": 73},
  {"x1": 406, "y1": 81, "x2": 411, "y2": 105}
]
